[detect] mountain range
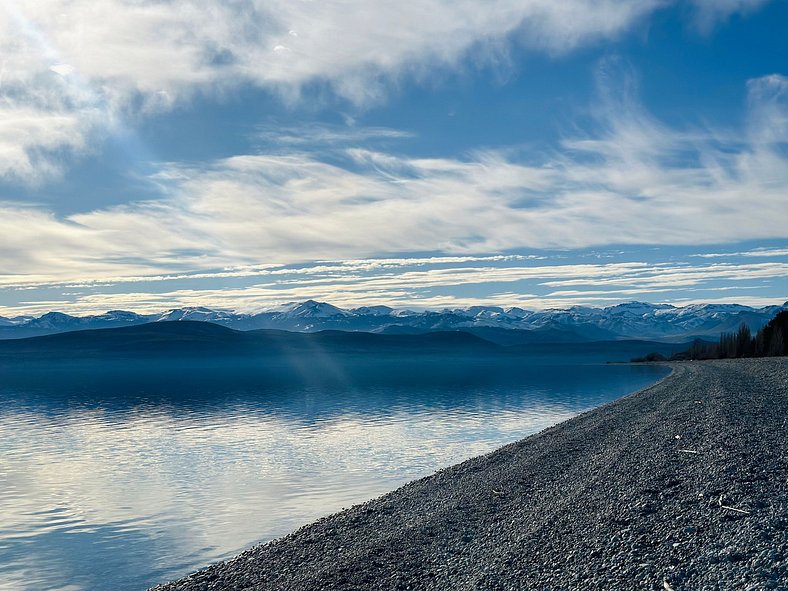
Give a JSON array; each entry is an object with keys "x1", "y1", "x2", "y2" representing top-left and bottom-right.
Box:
[
  {"x1": 1, "y1": 300, "x2": 786, "y2": 343},
  {"x1": 0, "y1": 321, "x2": 693, "y2": 373}
]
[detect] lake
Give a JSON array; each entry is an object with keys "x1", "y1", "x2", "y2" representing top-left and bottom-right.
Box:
[{"x1": 0, "y1": 359, "x2": 668, "y2": 591}]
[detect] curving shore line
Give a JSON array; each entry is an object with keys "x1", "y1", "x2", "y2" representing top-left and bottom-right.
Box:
[{"x1": 151, "y1": 358, "x2": 787, "y2": 590}]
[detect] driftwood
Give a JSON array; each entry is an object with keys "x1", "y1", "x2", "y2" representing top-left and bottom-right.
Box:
[{"x1": 718, "y1": 495, "x2": 750, "y2": 515}]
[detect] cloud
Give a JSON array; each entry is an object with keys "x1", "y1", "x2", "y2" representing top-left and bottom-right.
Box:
[
  {"x1": 0, "y1": 106, "x2": 87, "y2": 182},
  {"x1": 3, "y1": 256, "x2": 786, "y2": 316},
  {"x1": 0, "y1": 0, "x2": 727, "y2": 181},
  {"x1": 688, "y1": 0, "x2": 771, "y2": 32},
  {"x1": 151, "y1": 69, "x2": 788, "y2": 258},
  {"x1": 746, "y1": 74, "x2": 788, "y2": 144},
  {"x1": 692, "y1": 247, "x2": 788, "y2": 258},
  {"x1": 0, "y1": 70, "x2": 787, "y2": 298},
  {"x1": 538, "y1": 262, "x2": 788, "y2": 288},
  {"x1": 667, "y1": 295, "x2": 785, "y2": 308},
  {"x1": 255, "y1": 124, "x2": 416, "y2": 148}
]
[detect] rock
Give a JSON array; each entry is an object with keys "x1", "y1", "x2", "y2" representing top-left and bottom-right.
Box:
[{"x1": 150, "y1": 359, "x2": 788, "y2": 591}]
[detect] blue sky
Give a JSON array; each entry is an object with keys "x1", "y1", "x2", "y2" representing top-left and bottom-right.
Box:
[{"x1": 0, "y1": 0, "x2": 786, "y2": 316}]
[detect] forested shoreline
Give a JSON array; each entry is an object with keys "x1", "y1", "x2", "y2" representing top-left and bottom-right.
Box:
[{"x1": 634, "y1": 311, "x2": 788, "y2": 362}]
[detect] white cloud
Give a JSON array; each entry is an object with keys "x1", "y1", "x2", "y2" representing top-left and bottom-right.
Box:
[
  {"x1": 688, "y1": 0, "x2": 770, "y2": 31},
  {"x1": 255, "y1": 124, "x2": 416, "y2": 147},
  {"x1": 0, "y1": 71, "x2": 787, "y2": 297},
  {"x1": 0, "y1": 0, "x2": 714, "y2": 181},
  {"x1": 0, "y1": 106, "x2": 86, "y2": 182},
  {"x1": 746, "y1": 74, "x2": 788, "y2": 145},
  {"x1": 147, "y1": 68, "x2": 788, "y2": 258},
  {"x1": 692, "y1": 247, "x2": 788, "y2": 258},
  {"x1": 539, "y1": 262, "x2": 788, "y2": 288},
  {"x1": 3, "y1": 256, "x2": 786, "y2": 316},
  {"x1": 667, "y1": 295, "x2": 784, "y2": 308}
]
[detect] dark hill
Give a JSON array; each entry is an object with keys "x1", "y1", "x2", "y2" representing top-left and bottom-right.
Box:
[
  {"x1": 0, "y1": 322, "x2": 700, "y2": 369},
  {"x1": 0, "y1": 321, "x2": 245, "y2": 357},
  {"x1": 0, "y1": 321, "x2": 499, "y2": 360},
  {"x1": 460, "y1": 326, "x2": 603, "y2": 346}
]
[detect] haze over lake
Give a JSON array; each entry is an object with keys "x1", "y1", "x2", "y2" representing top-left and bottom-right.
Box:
[{"x1": 0, "y1": 360, "x2": 666, "y2": 591}]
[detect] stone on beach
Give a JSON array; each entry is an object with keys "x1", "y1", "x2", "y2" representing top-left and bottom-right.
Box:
[{"x1": 151, "y1": 358, "x2": 788, "y2": 591}]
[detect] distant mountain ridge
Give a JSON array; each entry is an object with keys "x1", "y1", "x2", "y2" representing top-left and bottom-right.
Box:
[
  {"x1": 0, "y1": 322, "x2": 691, "y2": 369},
  {"x1": 0, "y1": 322, "x2": 497, "y2": 359},
  {"x1": 0, "y1": 299, "x2": 786, "y2": 342}
]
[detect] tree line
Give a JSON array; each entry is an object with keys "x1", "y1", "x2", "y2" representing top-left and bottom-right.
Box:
[{"x1": 634, "y1": 310, "x2": 788, "y2": 362}]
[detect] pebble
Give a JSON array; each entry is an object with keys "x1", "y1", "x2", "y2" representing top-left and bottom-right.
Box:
[{"x1": 150, "y1": 358, "x2": 788, "y2": 591}]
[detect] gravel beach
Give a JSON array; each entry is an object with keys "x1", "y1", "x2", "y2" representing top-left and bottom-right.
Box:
[{"x1": 151, "y1": 358, "x2": 787, "y2": 591}]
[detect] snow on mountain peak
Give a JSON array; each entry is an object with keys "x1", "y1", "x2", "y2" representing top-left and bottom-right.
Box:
[
  {"x1": 503, "y1": 307, "x2": 532, "y2": 318},
  {"x1": 156, "y1": 307, "x2": 235, "y2": 322},
  {"x1": 1, "y1": 300, "x2": 786, "y2": 341},
  {"x1": 351, "y1": 305, "x2": 394, "y2": 316},
  {"x1": 0, "y1": 315, "x2": 32, "y2": 327},
  {"x1": 279, "y1": 300, "x2": 349, "y2": 318},
  {"x1": 98, "y1": 310, "x2": 145, "y2": 322}
]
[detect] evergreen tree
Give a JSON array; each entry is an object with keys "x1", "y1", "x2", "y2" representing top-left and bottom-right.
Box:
[{"x1": 756, "y1": 311, "x2": 788, "y2": 357}]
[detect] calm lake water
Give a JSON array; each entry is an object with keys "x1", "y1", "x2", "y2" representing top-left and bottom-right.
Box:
[{"x1": 0, "y1": 359, "x2": 667, "y2": 591}]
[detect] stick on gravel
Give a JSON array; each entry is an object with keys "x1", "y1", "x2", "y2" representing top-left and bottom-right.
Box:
[{"x1": 151, "y1": 358, "x2": 788, "y2": 591}]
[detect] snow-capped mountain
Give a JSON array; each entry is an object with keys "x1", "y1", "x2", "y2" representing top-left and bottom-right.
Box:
[
  {"x1": 351, "y1": 305, "x2": 395, "y2": 316},
  {"x1": 273, "y1": 300, "x2": 350, "y2": 318},
  {"x1": 0, "y1": 315, "x2": 33, "y2": 327},
  {"x1": 0, "y1": 310, "x2": 152, "y2": 338},
  {"x1": 0, "y1": 300, "x2": 786, "y2": 342},
  {"x1": 156, "y1": 307, "x2": 239, "y2": 323},
  {"x1": 232, "y1": 300, "x2": 354, "y2": 331}
]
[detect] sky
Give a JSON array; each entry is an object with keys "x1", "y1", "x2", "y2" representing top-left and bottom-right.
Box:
[{"x1": 0, "y1": 0, "x2": 786, "y2": 316}]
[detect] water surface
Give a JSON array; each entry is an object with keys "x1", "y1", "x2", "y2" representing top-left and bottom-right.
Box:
[{"x1": 0, "y1": 360, "x2": 667, "y2": 591}]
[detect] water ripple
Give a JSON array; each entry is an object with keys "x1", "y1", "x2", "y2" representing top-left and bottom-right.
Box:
[{"x1": 0, "y1": 363, "x2": 667, "y2": 591}]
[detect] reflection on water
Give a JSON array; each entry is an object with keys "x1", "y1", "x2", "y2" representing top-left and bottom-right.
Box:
[{"x1": 0, "y1": 360, "x2": 667, "y2": 591}]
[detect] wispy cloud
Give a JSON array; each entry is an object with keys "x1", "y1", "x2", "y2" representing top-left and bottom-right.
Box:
[
  {"x1": 539, "y1": 262, "x2": 788, "y2": 288},
  {"x1": 0, "y1": 107, "x2": 87, "y2": 183},
  {"x1": 688, "y1": 0, "x2": 771, "y2": 32},
  {"x1": 2, "y1": 255, "x2": 786, "y2": 316},
  {"x1": 692, "y1": 247, "x2": 788, "y2": 258},
  {"x1": 255, "y1": 124, "x2": 416, "y2": 148},
  {"x1": 0, "y1": 70, "x2": 786, "y2": 300},
  {"x1": 1, "y1": 0, "x2": 768, "y2": 181}
]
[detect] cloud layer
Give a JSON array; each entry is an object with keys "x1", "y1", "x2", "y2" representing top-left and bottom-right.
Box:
[
  {"x1": 0, "y1": 1, "x2": 784, "y2": 314},
  {"x1": 0, "y1": 0, "x2": 772, "y2": 182},
  {"x1": 1, "y1": 71, "x2": 786, "y2": 296},
  {"x1": 4, "y1": 253, "x2": 787, "y2": 316}
]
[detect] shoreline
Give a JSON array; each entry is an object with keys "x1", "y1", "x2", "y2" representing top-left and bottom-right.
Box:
[{"x1": 151, "y1": 358, "x2": 787, "y2": 590}]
